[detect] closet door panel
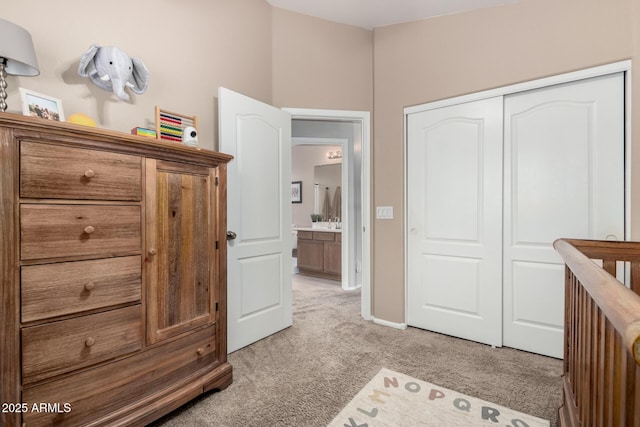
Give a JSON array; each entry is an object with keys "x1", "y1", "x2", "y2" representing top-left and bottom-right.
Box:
[
  {"x1": 407, "y1": 97, "x2": 504, "y2": 348},
  {"x1": 503, "y1": 73, "x2": 625, "y2": 358}
]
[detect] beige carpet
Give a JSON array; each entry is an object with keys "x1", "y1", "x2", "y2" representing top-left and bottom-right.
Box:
[
  {"x1": 152, "y1": 274, "x2": 563, "y2": 427},
  {"x1": 328, "y1": 367, "x2": 550, "y2": 427}
]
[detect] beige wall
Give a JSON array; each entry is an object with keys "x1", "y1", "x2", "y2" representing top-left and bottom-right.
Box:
[
  {"x1": 271, "y1": 8, "x2": 373, "y2": 111},
  {"x1": 4, "y1": 0, "x2": 273, "y2": 151},
  {"x1": 372, "y1": 0, "x2": 639, "y2": 323}
]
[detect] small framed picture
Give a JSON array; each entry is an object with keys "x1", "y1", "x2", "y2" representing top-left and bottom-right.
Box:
[
  {"x1": 291, "y1": 181, "x2": 302, "y2": 203},
  {"x1": 19, "y1": 88, "x2": 65, "y2": 122}
]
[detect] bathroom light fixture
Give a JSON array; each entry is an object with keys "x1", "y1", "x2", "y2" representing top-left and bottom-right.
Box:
[
  {"x1": 0, "y1": 18, "x2": 40, "y2": 112},
  {"x1": 327, "y1": 150, "x2": 342, "y2": 159}
]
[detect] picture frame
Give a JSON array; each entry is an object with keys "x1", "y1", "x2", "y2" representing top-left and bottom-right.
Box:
[
  {"x1": 19, "y1": 88, "x2": 65, "y2": 121},
  {"x1": 291, "y1": 181, "x2": 302, "y2": 203}
]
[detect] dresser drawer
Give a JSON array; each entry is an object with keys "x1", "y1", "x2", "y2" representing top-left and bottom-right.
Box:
[
  {"x1": 21, "y1": 204, "x2": 141, "y2": 260},
  {"x1": 20, "y1": 141, "x2": 142, "y2": 201},
  {"x1": 22, "y1": 256, "x2": 142, "y2": 323},
  {"x1": 22, "y1": 305, "x2": 142, "y2": 384},
  {"x1": 22, "y1": 325, "x2": 217, "y2": 426}
]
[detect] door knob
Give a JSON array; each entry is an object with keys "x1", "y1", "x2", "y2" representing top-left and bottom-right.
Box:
[{"x1": 227, "y1": 231, "x2": 237, "y2": 240}]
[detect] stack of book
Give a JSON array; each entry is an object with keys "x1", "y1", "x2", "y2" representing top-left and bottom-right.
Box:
[{"x1": 131, "y1": 127, "x2": 157, "y2": 138}]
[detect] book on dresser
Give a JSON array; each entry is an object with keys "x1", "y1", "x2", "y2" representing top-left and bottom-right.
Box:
[{"x1": 0, "y1": 112, "x2": 233, "y2": 427}]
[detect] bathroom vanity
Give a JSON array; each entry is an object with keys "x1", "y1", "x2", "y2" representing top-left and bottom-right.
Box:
[{"x1": 296, "y1": 229, "x2": 341, "y2": 280}]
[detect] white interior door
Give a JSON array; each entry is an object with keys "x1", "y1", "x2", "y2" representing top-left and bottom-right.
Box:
[
  {"x1": 502, "y1": 73, "x2": 624, "y2": 358},
  {"x1": 219, "y1": 87, "x2": 292, "y2": 353},
  {"x1": 407, "y1": 97, "x2": 503, "y2": 347}
]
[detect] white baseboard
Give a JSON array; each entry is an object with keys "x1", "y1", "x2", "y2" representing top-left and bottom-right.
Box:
[{"x1": 372, "y1": 317, "x2": 408, "y2": 330}]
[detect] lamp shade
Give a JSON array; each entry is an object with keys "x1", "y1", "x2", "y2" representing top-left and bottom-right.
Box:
[{"x1": 0, "y1": 18, "x2": 39, "y2": 76}]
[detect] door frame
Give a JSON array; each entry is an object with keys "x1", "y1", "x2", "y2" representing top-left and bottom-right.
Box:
[
  {"x1": 284, "y1": 108, "x2": 372, "y2": 321},
  {"x1": 404, "y1": 60, "x2": 632, "y2": 325}
]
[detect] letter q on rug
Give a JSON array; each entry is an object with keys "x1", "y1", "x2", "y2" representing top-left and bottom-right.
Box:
[{"x1": 327, "y1": 368, "x2": 549, "y2": 427}]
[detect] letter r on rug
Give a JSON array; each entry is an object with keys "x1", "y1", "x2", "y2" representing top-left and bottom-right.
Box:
[{"x1": 482, "y1": 406, "x2": 500, "y2": 422}]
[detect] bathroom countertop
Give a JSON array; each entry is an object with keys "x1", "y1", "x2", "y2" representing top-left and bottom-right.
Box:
[{"x1": 294, "y1": 227, "x2": 342, "y2": 233}]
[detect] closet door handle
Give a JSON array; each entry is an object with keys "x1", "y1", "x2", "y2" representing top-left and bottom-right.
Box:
[{"x1": 227, "y1": 231, "x2": 237, "y2": 241}]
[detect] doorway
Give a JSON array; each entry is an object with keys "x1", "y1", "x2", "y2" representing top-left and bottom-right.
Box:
[
  {"x1": 221, "y1": 90, "x2": 372, "y2": 351},
  {"x1": 291, "y1": 139, "x2": 346, "y2": 284},
  {"x1": 285, "y1": 109, "x2": 372, "y2": 320}
]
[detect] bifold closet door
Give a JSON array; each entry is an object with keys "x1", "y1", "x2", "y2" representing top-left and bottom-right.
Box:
[
  {"x1": 407, "y1": 97, "x2": 504, "y2": 348},
  {"x1": 502, "y1": 73, "x2": 624, "y2": 358},
  {"x1": 407, "y1": 72, "x2": 624, "y2": 358}
]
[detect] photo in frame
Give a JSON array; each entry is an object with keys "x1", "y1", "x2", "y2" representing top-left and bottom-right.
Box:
[
  {"x1": 291, "y1": 181, "x2": 302, "y2": 203},
  {"x1": 19, "y1": 88, "x2": 65, "y2": 121}
]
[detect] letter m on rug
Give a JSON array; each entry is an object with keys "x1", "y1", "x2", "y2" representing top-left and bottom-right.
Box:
[{"x1": 368, "y1": 389, "x2": 391, "y2": 404}]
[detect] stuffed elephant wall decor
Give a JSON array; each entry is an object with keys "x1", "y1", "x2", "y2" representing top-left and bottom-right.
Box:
[{"x1": 78, "y1": 44, "x2": 149, "y2": 101}]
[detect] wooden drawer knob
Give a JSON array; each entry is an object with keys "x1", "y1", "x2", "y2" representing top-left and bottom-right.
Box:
[
  {"x1": 148, "y1": 248, "x2": 157, "y2": 256},
  {"x1": 83, "y1": 225, "x2": 95, "y2": 234},
  {"x1": 84, "y1": 282, "x2": 96, "y2": 291},
  {"x1": 85, "y1": 337, "x2": 96, "y2": 347},
  {"x1": 197, "y1": 347, "x2": 205, "y2": 356},
  {"x1": 84, "y1": 169, "x2": 95, "y2": 178}
]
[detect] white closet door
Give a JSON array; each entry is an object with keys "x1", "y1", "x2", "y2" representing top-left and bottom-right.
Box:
[
  {"x1": 407, "y1": 97, "x2": 503, "y2": 347},
  {"x1": 502, "y1": 73, "x2": 624, "y2": 358}
]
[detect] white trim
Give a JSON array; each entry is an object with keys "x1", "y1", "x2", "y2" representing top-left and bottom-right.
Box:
[
  {"x1": 625, "y1": 67, "x2": 633, "y2": 241},
  {"x1": 285, "y1": 108, "x2": 372, "y2": 321},
  {"x1": 372, "y1": 316, "x2": 408, "y2": 330},
  {"x1": 403, "y1": 110, "x2": 409, "y2": 332},
  {"x1": 404, "y1": 60, "x2": 632, "y2": 115}
]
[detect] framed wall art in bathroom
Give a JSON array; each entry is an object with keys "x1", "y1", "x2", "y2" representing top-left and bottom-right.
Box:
[{"x1": 291, "y1": 181, "x2": 302, "y2": 203}]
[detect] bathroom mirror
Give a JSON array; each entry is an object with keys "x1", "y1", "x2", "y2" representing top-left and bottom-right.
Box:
[{"x1": 314, "y1": 163, "x2": 342, "y2": 221}]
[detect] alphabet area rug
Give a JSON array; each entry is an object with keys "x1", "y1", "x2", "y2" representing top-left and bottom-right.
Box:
[{"x1": 328, "y1": 368, "x2": 549, "y2": 427}]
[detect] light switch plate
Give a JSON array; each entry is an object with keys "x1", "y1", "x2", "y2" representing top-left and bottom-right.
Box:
[{"x1": 376, "y1": 206, "x2": 394, "y2": 219}]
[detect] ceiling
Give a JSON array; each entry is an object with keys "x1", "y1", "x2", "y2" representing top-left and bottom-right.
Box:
[{"x1": 266, "y1": 0, "x2": 522, "y2": 30}]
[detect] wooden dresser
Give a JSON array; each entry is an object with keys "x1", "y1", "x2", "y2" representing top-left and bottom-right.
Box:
[{"x1": 0, "y1": 113, "x2": 233, "y2": 426}]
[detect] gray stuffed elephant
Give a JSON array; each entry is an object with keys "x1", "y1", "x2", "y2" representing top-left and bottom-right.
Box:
[{"x1": 78, "y1": 44, "x2": 149, "y2": 101}]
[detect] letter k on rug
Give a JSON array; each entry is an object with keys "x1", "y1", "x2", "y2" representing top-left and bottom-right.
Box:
[{"x1": 327, "y1": 368, "x2": 549, "y2": 426}]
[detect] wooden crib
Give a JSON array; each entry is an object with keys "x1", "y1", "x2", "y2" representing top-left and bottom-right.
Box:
[{"x1": 554, "y1": 239, "x2": 640, "y2": 426}]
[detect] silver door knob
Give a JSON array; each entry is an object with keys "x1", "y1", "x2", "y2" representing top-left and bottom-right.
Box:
[{"x1": 227, "y1": 231, "x2": 237, "y2": 240}]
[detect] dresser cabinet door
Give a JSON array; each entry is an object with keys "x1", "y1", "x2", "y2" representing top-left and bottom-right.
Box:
[{"x1": 145, "y1": 159, "x2": 219, "y2": 344}]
